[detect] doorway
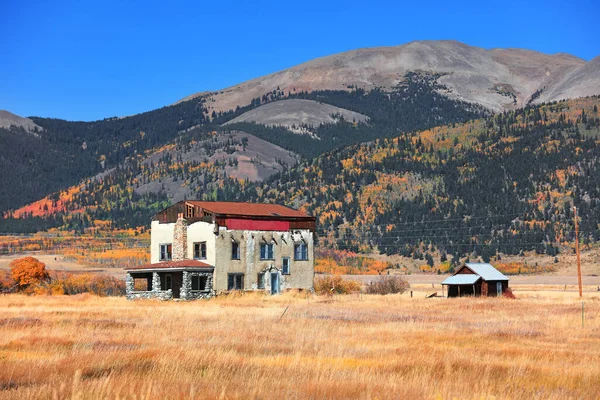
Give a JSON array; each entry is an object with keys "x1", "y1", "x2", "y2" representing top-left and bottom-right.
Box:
[
  {"x1": 496, "y1": 282, "x2": 502, "y2": 296},
  {"x1": 270, "y1": 272, "x2": 280, "y2": 295}
]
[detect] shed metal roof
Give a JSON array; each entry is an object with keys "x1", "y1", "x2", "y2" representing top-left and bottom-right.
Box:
[
  {"x1": 441, "y1": 274, "x2": 481, "y2": 285},
  {"x1": 465, "y1": 263, "x2": 509, "y2": 281}
]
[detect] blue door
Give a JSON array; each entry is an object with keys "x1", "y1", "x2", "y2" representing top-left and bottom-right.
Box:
[{"x1": 270, "y1": 273, "x2": 280, "y2": 295}]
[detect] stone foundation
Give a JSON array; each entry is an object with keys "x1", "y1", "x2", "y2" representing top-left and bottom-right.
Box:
[{"x1": 126, "y1": 289, "x2": 173, "y2": 300}]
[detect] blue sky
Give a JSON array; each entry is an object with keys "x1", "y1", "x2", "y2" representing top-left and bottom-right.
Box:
[{"x1": 1, "y1": 0, "x2": 599, "y2": 121}]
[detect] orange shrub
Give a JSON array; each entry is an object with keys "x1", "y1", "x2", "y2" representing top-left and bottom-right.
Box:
[{"x1": 9, "y1": 257, "x2": 49, "y2": 289}]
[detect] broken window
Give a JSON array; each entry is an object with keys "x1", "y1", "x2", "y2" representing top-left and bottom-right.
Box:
[
  {"x1": 159, "y1": 244, "x2": 172, "y2": 261},
  {"x1": 194, "y1": 242, "x2": 207, "y2": 259},
  {"x1": 260, "y1": 243, "x2": 274, "y2": 260},
  {"x1": 257, "y1": 272, "x2": 265, "y2": 289},
  {"x1": 191, "y1": 275, "x2": 207, "y2": 291},
  {"x1": 187, "y1": 204, "x2": 195, "y2": 218},
  {"x1": 294, "y1": 243, "x2": 308, "y2": 260},
  {"x1": 228, "y1": 273, "x2": 244, "y2": 290},
  {"x1": 282, "y1": 257, "x2": 290, "y2": 275},
  {"x1": 231, "y1": 241, "x2": 240, "y2": 260}
]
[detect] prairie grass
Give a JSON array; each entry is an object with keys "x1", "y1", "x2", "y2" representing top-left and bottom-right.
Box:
[{"x1": 0, "y1": 291, "x2": 599, "y2": 399}]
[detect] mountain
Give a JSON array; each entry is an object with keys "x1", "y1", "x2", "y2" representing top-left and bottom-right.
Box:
[
  {"x1": 182, "y1": 40, "x2": 597, "y2": 112},
  {"x1": 6, "y1": 97, "x2": 600, "y2": 265},
  {"x1": 536, "y1": 56, "x2": 600, "y2": 103},
  {"x1": 0, "y1": 110, "x2": 42, "y2": 133},
  {"x1": 1, "y1": 40, "x2": 599, "y2": 225}
]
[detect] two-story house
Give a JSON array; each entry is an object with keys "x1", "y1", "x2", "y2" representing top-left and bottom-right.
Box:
[{"x1": 125, "y1": 201, "x2": 316, "y2": 300}]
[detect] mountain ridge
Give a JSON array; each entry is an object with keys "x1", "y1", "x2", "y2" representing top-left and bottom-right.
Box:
[{"x1": 180, "y1": 40, "x2": 597, "y2": 114}]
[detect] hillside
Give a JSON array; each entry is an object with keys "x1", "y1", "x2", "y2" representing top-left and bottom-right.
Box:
[
  {"x1": 182, "y1": 40, "x2": 598, "y2": 113},
  {"x1": 2, "y1": 40, "x2": 599, "y2": 229},
  {"x1": 223, "y1": 99, "x2": 369, "y2": 132},
  {"x1": 0, "y1": 110, "x2": 42, "y2": 132},
  {"x1": 6, "y1": 97, "x2": 600, "y2": 269},
  {"x1": 0, "y1": 67, "x2": 486, "y2": 213},
  {"x1": 239, "y1": 97, "x2": 600, "y2": 263}
]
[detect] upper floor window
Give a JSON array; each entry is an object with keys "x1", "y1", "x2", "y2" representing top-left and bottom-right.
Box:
[
  {"x1": 282, "y1": 257, "x2": 290, "y2": 275},
  {"x1": 260, "y1": 243, "x2": 274, "y2": 260},
  {"x1": 232, "y1": 241, "x2": 240, "y2": 260},
  {"x1": 294, "y1": 243, "x2": 308, "y2": 260},
  {"x1": 186, "y1": 204, "x2": 195, "y2": 218},
  {"x1": 159, "y1": 244, "x2": 172, "y2": 261},
  {"x1": 194, "y1": 242, "x2": 207, "y2": 259}
]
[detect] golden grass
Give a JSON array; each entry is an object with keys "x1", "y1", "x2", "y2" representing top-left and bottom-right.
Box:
[{"x1": 0, "y1": 291, "x2": 599, "y2": 399}]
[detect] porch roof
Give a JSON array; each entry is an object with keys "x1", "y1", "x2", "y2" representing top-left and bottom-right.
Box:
[
  {"x1": 441, "y1": 274, "x2": 481, "y2": 285},
  {"x1": 125, "y1": 259, "x2": 214, "y2": 271}
]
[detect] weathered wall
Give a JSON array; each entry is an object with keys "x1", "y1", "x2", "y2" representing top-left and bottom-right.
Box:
[{"x1": 212, "y1": 228, "x2": 314, "y2": 292}]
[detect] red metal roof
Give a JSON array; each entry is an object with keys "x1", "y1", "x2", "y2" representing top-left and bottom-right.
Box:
[
  {"x1": 187, "y1": 201, "x2": 312, "y2": 218},
  {"x1": 125, "y1": 260, "x2": 214, "y2": 271}
]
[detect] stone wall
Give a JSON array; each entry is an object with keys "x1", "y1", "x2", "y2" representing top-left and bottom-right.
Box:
[
  {"x1": 180, "y1": 270, "x2": 215, "y2": 300},
  {"x1": 126, "y1": 272, "x2": 174, "y2": 300},
  {"x1": 127, "y1": 290, "x2": 173, "y2": 300}
]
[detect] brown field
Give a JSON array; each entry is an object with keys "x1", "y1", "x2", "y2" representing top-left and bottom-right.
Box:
[{"x1": 1, "y1": 290, "x2": 600, "y2": 399}]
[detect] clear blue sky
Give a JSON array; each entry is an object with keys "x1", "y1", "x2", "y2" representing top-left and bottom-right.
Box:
[{"x1": 1, "y1": 0, "x2": 599, "y2": 121}]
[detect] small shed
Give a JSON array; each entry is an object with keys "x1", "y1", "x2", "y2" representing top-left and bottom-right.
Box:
[{"x1": 441, "y1": 263, "x2": 509, "y2": 297}]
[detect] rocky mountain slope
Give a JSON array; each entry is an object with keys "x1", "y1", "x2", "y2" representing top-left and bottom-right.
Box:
[
  {"x1": 182, "y1": 40, "x2": 598, "y2": 113},
  {"x1": 0, "y1": 110, "x2": 42, "y2": 132},
  {"x1": 223, "y1": 99, "x2": 369, "y2": 131}
]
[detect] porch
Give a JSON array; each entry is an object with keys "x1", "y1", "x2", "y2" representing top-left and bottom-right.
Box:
[{"x1": 125, "y1": 260, "x2": 214, "y2": 300}]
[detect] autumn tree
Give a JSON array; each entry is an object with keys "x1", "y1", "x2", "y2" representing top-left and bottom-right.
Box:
[{"x1": 9, "y1": 257, "x2": 49, "y2": 290}]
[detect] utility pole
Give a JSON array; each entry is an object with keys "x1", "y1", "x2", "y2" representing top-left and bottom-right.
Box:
[{"x1": 574, "y1": 206, "x2": 582, "y2": 298}]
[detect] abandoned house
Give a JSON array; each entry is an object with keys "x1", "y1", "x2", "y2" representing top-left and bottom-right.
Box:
[
  {"x1": 125, "y1": 201, "x2": 316, "y2": 300},
  {"x1": 441, "y1": 262, "x2": 510, "y2": 297}
]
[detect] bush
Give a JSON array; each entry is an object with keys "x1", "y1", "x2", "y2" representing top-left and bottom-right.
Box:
[
  {"x1": 365, "y1": 276, "x2": 410, "y2": 295},
  {"x1": 314, "y1": 275, "x2": 362, "y2": 295},
  {"x1": 37, "y1": 273, "x2": 126, "y2": 296},
  {"x1": 0, "y1": 270, "x2": 15, "y2": 293},
  {"x1": 10, "y1": 256, "x2": 49, "y2": 290}
]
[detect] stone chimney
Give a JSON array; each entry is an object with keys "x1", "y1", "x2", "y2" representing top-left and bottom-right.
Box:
[{"x1": 172, "y1": 213, "x2": 188, "y2": 261}]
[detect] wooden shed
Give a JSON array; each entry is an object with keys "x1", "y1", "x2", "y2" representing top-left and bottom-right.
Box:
[{"x1": 441, "y1": 263, "x2": 509, "y2": 298}]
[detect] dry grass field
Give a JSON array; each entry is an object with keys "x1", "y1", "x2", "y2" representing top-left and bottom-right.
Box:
[{"x1": 1, "y1": 291, "x2": 600, "y2": 399}]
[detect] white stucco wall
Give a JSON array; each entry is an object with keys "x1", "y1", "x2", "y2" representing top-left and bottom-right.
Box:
[
  {"x1": 186, "y1": 221, "x2": 218, "y2": 265},
  {"x1": 150, "y1": 220, "x2": 175, "y2": 263}
]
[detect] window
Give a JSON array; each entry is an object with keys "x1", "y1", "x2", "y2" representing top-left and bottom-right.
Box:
[
  {"x1": 257, "y1": 273, "x2": 265, "y2": 289},
  {"x1": 227, "y1": 273, "x2": 244, "y2": 290},
  {"x1": 231, "y1": 241, "x2": 240, "y2": 260},
  {"x1": 194, "y1": 242, "x2": 207, "y2": 259},
  {"x1": 187, "y1": 204, "x2": 195, "y2": 218},
  {"x1": 159, "y1": 244, "x2": 172, "y2": 261},
  {"x1": 282, "y1": 257, "x2": 290, "y2": 275},
  {"x1": 164, "y1": 274, "x2": 172, "y2": 290},
  {"x1": 294, "y1": 243, "x2": 308, "y2": 260},
  {"x1": 260, "y1": 243, "x2": 274, "y2": 260},
  {"x1": 191, "y1": 275, "x2": 207, "y2": 291}
]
